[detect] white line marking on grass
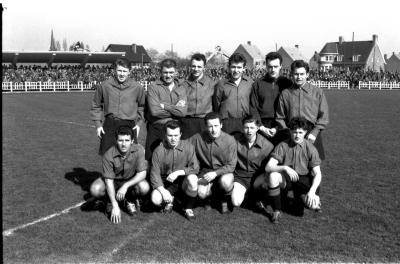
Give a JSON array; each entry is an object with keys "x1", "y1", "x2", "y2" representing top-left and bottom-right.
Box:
[
  {"x1": 3, "y1": 201, "x2": 85, "y2": 237},
  {"x1": 24, "y1": 117, "x2": 96, "y2": 128}
]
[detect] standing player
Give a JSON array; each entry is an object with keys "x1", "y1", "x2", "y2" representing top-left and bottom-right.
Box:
[
  {"x1": 149, "y1": 120, "x2": 199, "y2": 220},
  {"x1": 213, "y1": 53, "x2": 253, "y2": 136},
  {"x1": 189, "y1": 112, "x2": 237, "y2": 213},
  {"x1": 90, "y1": 58, "x2": 145, "y2": 155},
  {"x1": 181, "y1": 53, "x2": 216, "y2": 139},
  {"x1": 276, "y1": 60, "x2": 329, "y2": 160},
  {"x1": 231, "y1": 115, "x2": 274, "y2": 208},
  {"x1": 263, "y1": 117, "x2": 322, "y2": 223},
  {"x1": 89, "y1": 126, "x2": 150, "y2": 224},
  {"x1": 249, "y1": 52, "x2": 292, "y2": 145},
  {"x1": 145, "y1": 58, "x2": 187, "y2": 160}
]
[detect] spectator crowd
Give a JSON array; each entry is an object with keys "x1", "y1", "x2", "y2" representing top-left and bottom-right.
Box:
[{"x1": 2, "y1": 64, "x2": 400, "y2": 86}]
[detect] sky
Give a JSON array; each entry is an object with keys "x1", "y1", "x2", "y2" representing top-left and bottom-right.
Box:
[{"x1": 2, "y1": 0, "x2": 400, "y2": 60}]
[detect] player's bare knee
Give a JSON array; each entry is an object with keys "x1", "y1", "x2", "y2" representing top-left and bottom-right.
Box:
[
  {"x1": 219, "y1": 173, "x2": 234, "y2": 192},
  {"x1": 268, "y1": 172, "x2": 282, "y2": 188},
  {"x1": 197, "y1": 185, "x2": 209, "y2": 200},
  {"x1": 137, "y1": 180, "x2": 150, "y2": 196},
  {"x1": 231, "y1": 193, "x2": 244, "y2": 207},
  {"x1": 231, "y1": 183, "x2": 246, "y2": 207},
  {"x1": 185, "y1": 174, "x2": 198, "y2": 192},
  {"x1": 151, "y1": 190, "x2": 163, "y2": 206},
  {"x1": 90, "y1": 178, "x2": 105, "y2": 198}
]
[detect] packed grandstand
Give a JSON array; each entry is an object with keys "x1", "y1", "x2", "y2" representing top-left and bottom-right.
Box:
[{"x1": 3, "y1": 64, "x2": 400, "y2": 89}]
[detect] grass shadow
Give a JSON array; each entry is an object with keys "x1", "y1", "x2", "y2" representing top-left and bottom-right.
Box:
[{"x1": 65, "y1": 167, "x2": 102, "y2": 193}]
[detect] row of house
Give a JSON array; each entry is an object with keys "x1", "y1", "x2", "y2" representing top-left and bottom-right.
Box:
[
  {"x1": 237, "y1": 35, "x2": 399, "y2": 73},
  {"x1": 3, "y1": 35, "x2": 399, "y2": 72}
]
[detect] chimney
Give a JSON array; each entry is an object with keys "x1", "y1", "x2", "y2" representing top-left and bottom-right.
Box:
[
  {"x1": 295, "y1": 44, "x2": 299, "y2": 49},
  {"x1": 132, "y1": 44, "x2": 137, "y2": 53},
  {"x1": 372, "y1": 34, "x2": 378, "y2": 45},
  {"x1": 247, "y1": 41, "x2": 251, "y2": 45},
  {"x1": 339, "y1": 36, "x2": 344, "y2": 44}
]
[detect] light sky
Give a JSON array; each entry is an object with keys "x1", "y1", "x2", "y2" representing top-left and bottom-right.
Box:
[{"x1": 2, "y1": 0, "x2": 400, "y2": 60}]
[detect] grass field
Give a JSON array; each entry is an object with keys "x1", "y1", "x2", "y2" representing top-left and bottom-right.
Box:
[{"x1": 2, "y1": 90, "x2": 400, "y2": 263}]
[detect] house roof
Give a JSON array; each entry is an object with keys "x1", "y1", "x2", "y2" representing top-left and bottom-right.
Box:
[
  {"x1": 2, "y1": 51, "x2": 125, "y2": 64},
  {"x1": 310, "y1": 51, "x2": 321, "y2": 62},
  {"x1": 320, "y1": 40, "x2": 374, "y2": 64},
  {"x1": 389, "y1": 53, "x2": 400, "y2": 61},
  {"x1": 105, "y1": 44, "x2": 151, "y2": 63},
  {"x1": 279, "y1": 46, "x2": 307, "y2": 61},
  {"x1": 239, "y1": 43, "x2": 264, "y2": 60}
]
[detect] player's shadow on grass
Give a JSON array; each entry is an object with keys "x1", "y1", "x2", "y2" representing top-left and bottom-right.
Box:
[{"x1": 65, "y1": 168, "x2": 103, "y2": 212}]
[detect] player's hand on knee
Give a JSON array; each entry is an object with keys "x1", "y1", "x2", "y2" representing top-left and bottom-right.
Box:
[
  {"x1": 96, "y1": 127, "x2": 105, "y2": 138},
  {"x1": 110, "y1": 206, "x2": 121, "y2": 224},
  {"x1": 203, "y1": 172, "x2": 217, "y2": 182},
  {"x1": 285, "y1": 166, "x2": 299, "y2": 182},
  {"x1": 116, "y1": 186, "x2": 127, "y2": 201},
  {"x1": 162, "y1": 190, "x2": 173, "y2": 203}
]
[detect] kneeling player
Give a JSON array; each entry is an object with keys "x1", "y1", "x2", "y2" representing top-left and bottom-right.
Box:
[
  {"x1": 264, "y1": 117, "x2": 322, "y2": 223},
  {"x1": 231, "y1": 115, "x2": 274, "y2": 208},
  {"x1": 190, "y1": 112, "x2": 237, "y2": 214},
  {"x1": 150, "y1": 120, "x2": 199, "y2": 220},
  {"x1": 90, "y1": 126, "x2": 150, "y2": 224}
]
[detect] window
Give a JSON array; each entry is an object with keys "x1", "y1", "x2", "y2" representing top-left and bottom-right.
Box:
[
  {"x1": 337, "y1": 55, "x2": 343, "y2": 62},
  {"x1": 352, "y1": 55, "x2": 360, "y2": 62}
]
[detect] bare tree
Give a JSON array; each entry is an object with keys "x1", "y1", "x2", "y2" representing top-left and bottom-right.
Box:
[
  {"x1": 56, "y1": 40, "x2": 61, "y2": 51},
  {"x1": 146, "y1": 48, "x2": 160, "y2": 61},
  {"x1": 62, "y1": 38, "x2": 68, "y2": 51}
]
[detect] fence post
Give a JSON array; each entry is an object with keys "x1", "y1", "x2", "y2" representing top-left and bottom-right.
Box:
[
  {"x1": 24, "y1": 82, "x2": 27, "y2": 92},
  {"x1": 10, "y1": 82, "x2": 13, "y2": 93},
  {"x1": 379, "y1": 82, "x2": 382, "y2": 90},
  {"x1": 53, "y1": 82, "x2": 56, "y2": 92},
  {"x1": 80, "y1": 82, "x2": 83, "y2": 92},
  {"x1": 358, "y1": 81, "x2": 361, "y2": 89}
]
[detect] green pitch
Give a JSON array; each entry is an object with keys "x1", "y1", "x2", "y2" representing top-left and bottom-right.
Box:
[{"x1": 2, "y1": 91, "x2": 400, "y2": 262}]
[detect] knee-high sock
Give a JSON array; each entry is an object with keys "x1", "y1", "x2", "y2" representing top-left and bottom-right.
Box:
[
  {"x1": 182, "y1": 188, "x2": 197, "y2": 209},
  {"x1": 125, "y1": 187, "x2": 138, "y2": 203},
  {"x1": 223, "y1": 186, "x2": 234, "y2": 202},
  {"x1": 268, "y1": 186, "x2": 281, "y2": 211}
]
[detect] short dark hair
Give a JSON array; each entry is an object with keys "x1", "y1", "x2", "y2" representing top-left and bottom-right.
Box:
[
  {"x1": 204, "y1": 112, "x2": 222, "y2": 124},
  {"x1": 191, "y1": 53, "x2": 206, "y2": 65},
  {"x1": 265, "y1": 52, "x2": 282, "y2": 65},
  {"x1": 115, "y1": 125, "x2": 134, "y2": 140},
  {"x1": 290, "y1": 60, "x2": 310, "y2": 73},
  {"x1": 242, "y1": 115, "x2": 260, "y2": 126},
  {"x1": 288, "y1": 117, "x2": 309, "y2": 131},
  {"x1": 114, "y1": 58, "x2": 131, "y2": 69},
  {"x1": 164, "y1": 120, "x2": 181, "y2": 133},
  {"x1": 229, "y1": 53, "x2": 246, "y2": 67},
  {"x1": 160, "y1": 58, "x2": 177, "y2": 69}
]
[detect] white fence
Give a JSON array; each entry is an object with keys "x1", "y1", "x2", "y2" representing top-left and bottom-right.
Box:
[
  {"x1": 310, "y1": 81, "x2": 350, "y2": 89},
  {"x1": 2, "y1": 80, "x2": 399, "y2": 92},
  {"x1": 2, "y1": 81, "x2": 150, "y2": 92},
  {"x1": 358, "y1": 81, "x2": 400, "y2": 90},
  {"x1": 2, "y1": 81, "x2": 97, "y2": 92}
]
